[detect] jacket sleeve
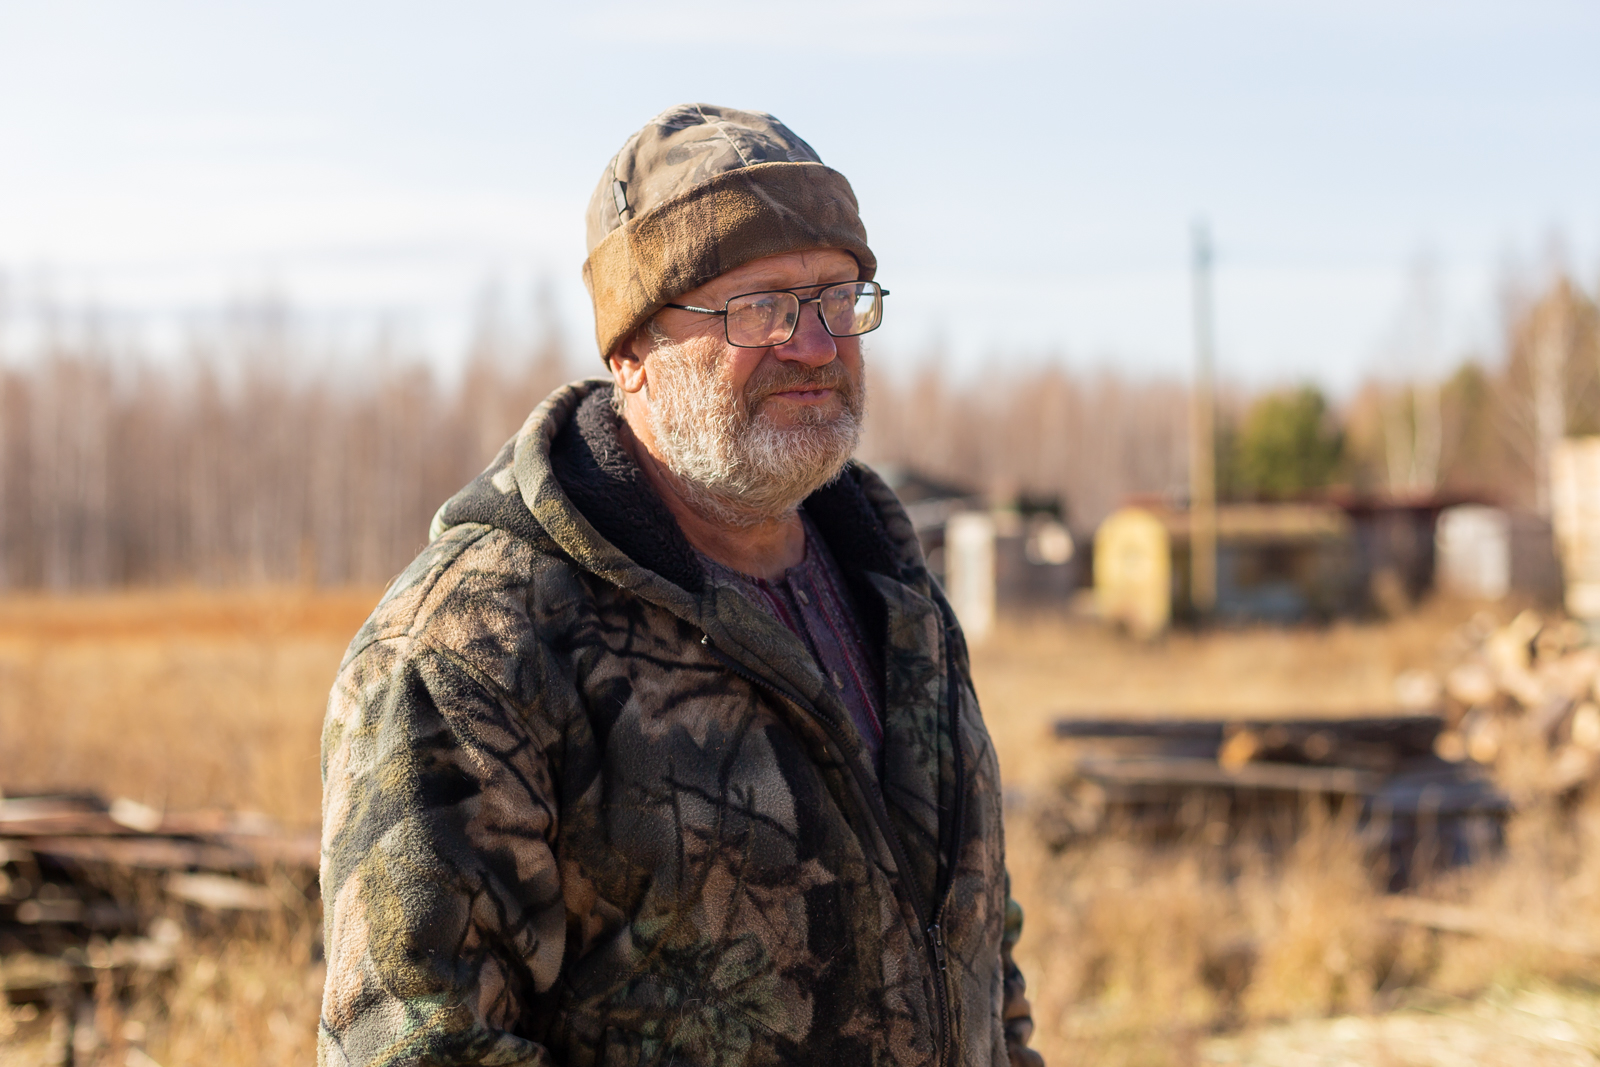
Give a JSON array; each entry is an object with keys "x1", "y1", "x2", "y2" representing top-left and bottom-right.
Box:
[
  {"x1": 1002, "y1": 873, "x2": 1045, "y2": 1067},
  {"x1": 318, "y1": 628, "x2": 569, "y2": 1067}
]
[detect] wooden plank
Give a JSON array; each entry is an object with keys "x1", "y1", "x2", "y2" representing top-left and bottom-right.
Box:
[
  {"x1": 1055, "y1": 715, "x2": 1444, "y2": 755},
  {"x1": 220, "y1": 831, "x2": 320, "y2": 870},
  {"x1": 14, "y1": 898, "x2": 86, "y2": 924},
  {"x1": 0, "y1": 953, "x2": 73, "y2": 995},
  {"x1": 165, "y1": 873, "x2": 276, "y2": 911},
  {"x1": 0, "y1": 795, "x2": 317, "y2": 874},
  {"x1": 1381, "y1": 897, "x2": 1600, "y2": 956},
  {"x1": 1370, "y1": 774, "x2": 1510, "y2": 816},
  {"x1": 0, "y1": 795, "x2": 105, "y2": 821},
  {"x1": 1074, "y1": 756, "x2": 1385, "y2": 795},
  {"x1": 1068, "y1": 757, "x2": 1507, "y2": 814},
  {"x1": 0, "y1": 809, "x2": 234, "y2": 837},
  {"x1": 22, "y1": 835, "x2": 260, "y2": 871},
  {"x1": 1055, "y1": 720, "x2": 1225, "y2": 741},
  {"x1": 0, "y1": 806, "x2": 266, "y2": 839},
  {"x1": 0, "y1": 795, "x2": 126, "y2": 837},
  {"x1": 0, "y1": 814, "x2": 130, "y2": 837},
  {"x1": 156, "y1": 810, "x2": 277, "y2": 836}
]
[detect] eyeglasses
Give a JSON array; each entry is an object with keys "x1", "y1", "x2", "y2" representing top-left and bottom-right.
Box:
[{"x1": 664, "y1": 280, "x2": 889, "y2": 349}]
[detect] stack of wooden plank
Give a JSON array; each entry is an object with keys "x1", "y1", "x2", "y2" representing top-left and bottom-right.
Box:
[
  {"x1": 0, "y1": 793, "x2": 318, "y2": 1008},
  {"x1": 2, "y1": 794, "x2": 316, "y2": 872},
  {"x1": 1046, "y1": 713, "x2": 1509, "y2": 878}
]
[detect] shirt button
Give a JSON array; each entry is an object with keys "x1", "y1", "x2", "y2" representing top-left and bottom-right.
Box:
[
  {"x1": 796, "y1": 589, "x2": 811, "y2": 606},
  {"x1": 832, "y1": 670, "x2": 845, "y2": 689}
]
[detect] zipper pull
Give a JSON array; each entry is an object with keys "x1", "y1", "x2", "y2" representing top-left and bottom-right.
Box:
[{"x1": 928, "y1": 923, "x2": 948, "y2": 971}]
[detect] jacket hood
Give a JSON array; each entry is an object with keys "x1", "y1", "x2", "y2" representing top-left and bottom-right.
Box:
[{"x1": 430, "y1": 378, "x2": 928, "y2": 616}]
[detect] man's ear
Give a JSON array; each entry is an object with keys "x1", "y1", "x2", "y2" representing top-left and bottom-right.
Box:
[{"x1": 607, "y1": 331, "x2": 649, "y2": 396}]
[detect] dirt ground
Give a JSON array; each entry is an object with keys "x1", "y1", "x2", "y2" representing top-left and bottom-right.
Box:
[{"x1": 5, "y1": 588, "x2": 1596, "y2": 1065}]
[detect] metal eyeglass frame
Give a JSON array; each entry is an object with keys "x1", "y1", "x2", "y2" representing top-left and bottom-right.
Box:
[{"x1": 662, "y1": 280, "x2": 890, "y2": 349}]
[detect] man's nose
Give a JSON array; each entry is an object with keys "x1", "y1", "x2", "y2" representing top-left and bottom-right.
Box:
[{"x1": 771, "y1": 303, "x2": 838, "y2": 365}]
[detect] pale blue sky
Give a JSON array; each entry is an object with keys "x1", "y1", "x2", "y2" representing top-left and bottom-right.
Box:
[{"x1": 1, "y1": 0, "x2": 1596, "y2": 392}]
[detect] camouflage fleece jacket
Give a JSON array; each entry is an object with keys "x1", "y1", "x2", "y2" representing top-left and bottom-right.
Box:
[{"x1": 319, "y1": 379, "x2": 1040, "y2": 1067}]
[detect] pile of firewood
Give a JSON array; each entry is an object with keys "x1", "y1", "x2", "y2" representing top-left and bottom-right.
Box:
[{"x1": 1418, "y1": 609, "x2": 1600, "y2": 801}]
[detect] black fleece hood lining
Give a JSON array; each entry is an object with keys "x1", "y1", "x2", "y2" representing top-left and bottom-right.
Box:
[{"x1": 549, "y1": 391, "x2": 707, "y2": 592}]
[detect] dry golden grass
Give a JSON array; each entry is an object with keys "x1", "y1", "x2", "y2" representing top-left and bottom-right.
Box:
[
  {"x1": 0, "y1": 585, "x2": 382, "y2": 829},
  {"x1": 1, "y1": 922, "x2": 324, "y2": 1067},
  {"x1": 5, "y1": 587, "x2": 1600, "y2": 1065}
]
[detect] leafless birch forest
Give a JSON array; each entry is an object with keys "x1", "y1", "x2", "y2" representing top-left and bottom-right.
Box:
[
  {"x1": 0, "y1": 309, "x2": 1194, "y2": 590},
  {"x1": 0, "y1": 268, "x2": 1595, "y2": 590}
]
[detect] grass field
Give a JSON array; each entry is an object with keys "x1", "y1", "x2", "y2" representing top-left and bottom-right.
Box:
[
  {"x1": 4, "y1": 588, "x2": 1600, "y2": 1065},
  {"x1": 0, "y1": 586, "x2": 378, "y2": 830}
]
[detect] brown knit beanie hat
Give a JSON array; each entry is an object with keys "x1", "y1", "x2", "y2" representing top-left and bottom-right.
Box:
[{"x1": 583, "y1": 103, "x2": 876, "y2": 362}]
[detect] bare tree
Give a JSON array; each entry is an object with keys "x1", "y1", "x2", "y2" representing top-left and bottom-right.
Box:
[
  {"x1": 1499, "y1": 274, "x2": 1599, "y2": 515},
  {"x1": 1379, "y1": 255, "x2": 1446, "y2": 496},
  {"x1": 0, "y1": 294, "x2": 574, "y2": 589},
  {"x1": 859, "y1": 358, "x2": 1189, "y2": 531}
]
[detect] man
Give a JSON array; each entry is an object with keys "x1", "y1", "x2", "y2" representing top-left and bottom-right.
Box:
[{"x1": 319, "y1": 103, "x2": 1042, "y2": 1067}]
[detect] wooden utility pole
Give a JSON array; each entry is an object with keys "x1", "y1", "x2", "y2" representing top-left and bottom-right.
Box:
[{"x1": 1189, "y1": 223, "x2": 1218, "y2": 616}]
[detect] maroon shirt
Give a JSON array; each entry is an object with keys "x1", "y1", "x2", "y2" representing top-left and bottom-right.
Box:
[{"x1": 698, "y1": 515, "x2": 885, "y2": 772}]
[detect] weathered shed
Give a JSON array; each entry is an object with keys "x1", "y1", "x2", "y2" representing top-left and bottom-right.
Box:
[{"x1": 1332, "y1": 495, "x2": 1448, "y2": 610}]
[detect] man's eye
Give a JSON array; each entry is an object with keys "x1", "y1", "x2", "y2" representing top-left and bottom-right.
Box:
[{"x1": 730, "y1": 300, "x2": 776, "y2": 324}]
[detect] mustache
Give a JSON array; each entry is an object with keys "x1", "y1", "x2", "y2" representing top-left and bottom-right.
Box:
[{"x1": 745, "y1": 359, "x2": 853, "y2": 404}]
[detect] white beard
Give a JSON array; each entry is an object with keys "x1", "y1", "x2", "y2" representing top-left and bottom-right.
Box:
[{"x1": 644, "y1": 333, "x2": 865, "y2": 528}]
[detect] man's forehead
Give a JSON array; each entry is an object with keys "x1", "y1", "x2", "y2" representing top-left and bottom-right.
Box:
[{"x1": 700, "y1": 250, "x2": 859, "y2": 296}]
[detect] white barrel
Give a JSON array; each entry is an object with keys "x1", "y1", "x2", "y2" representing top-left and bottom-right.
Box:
[
  {"x1": 946, "y1": 512, "x2": 997, "y2": 641},
  {"x1": 1436, "y1": 505, "x2": 1511, "y2": 601}
]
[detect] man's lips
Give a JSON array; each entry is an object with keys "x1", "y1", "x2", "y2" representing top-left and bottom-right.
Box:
[{"x1": 765, "y1": 387, "x2": 835, "y2": 403}]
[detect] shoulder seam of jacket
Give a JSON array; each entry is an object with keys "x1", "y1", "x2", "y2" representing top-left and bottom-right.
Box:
[{"x1": 340, "y1": 522, "x2": 506, "y2": 664}]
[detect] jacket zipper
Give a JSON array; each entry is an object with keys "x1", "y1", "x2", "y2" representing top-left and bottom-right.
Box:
[
  {"x1": 701, "y1": 633, "x2": 966, "y2": 1066},
  {"x1": 931, "y1": 620, "x2": 968, "y2": 1067}
]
